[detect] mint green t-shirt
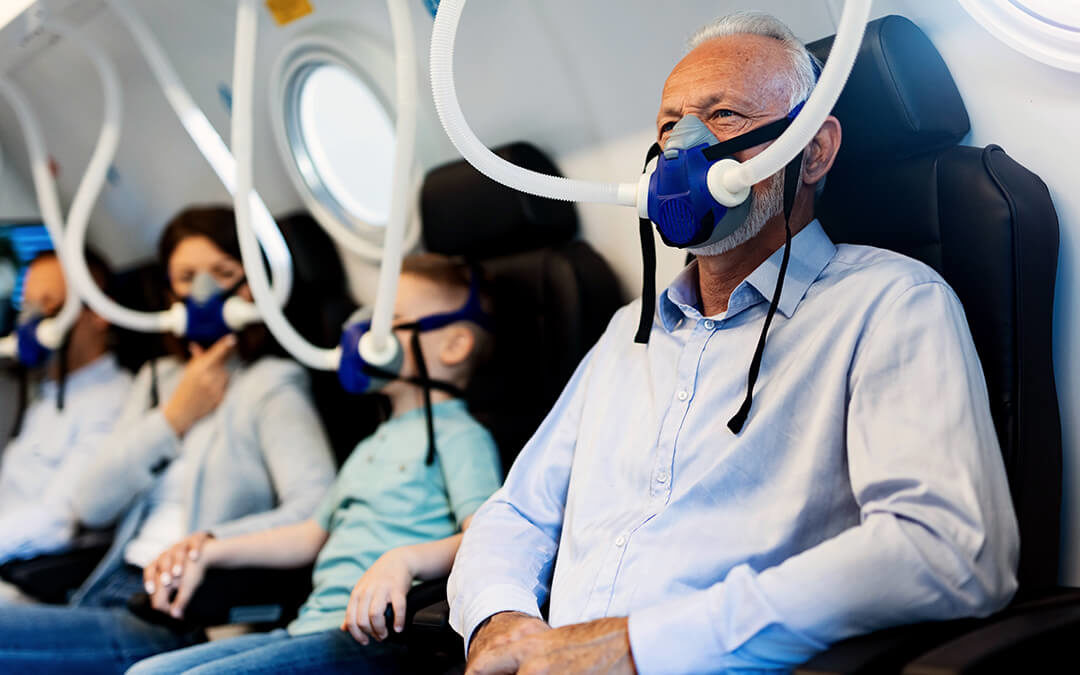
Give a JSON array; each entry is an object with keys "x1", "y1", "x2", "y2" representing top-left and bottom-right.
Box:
[{"x1": 288, "y1": 399, "x2": 501, "y2": 635}]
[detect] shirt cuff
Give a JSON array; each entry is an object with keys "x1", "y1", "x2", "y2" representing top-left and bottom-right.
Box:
[
  {"x1": 628, "y1": 588, "x2": 722, "y2": 675},
  {"x1": 453, "y1": 583, "x2": 543, "y2": 656}
]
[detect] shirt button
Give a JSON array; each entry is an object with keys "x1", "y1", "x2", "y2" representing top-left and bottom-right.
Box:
[
  {"x1": 367, "y1": 456, "x2": 374, "y2": 463},
  {"x1": 703, "y1": 319, "x2": 716, "y2": 330},
  {"x1": 615, "y1": 535, "x2": 626, "y2": 547},
  {"x1": 656, "y1": 470, "x2": 669, "y2": 483},
  {"x1": 677, "y1": 390, "x2": 689, "y2": 402}
]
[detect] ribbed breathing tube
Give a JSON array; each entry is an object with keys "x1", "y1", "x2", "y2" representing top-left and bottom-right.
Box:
[
  {"x1": 106, "y1": 0, "x2": 293, "y2": 308},
  {"x1": 428, "y1": 0, "x2": 872, "y2": 212},
  {"x1": 231, "y1": 0, "x2": 420, "y2": 373},
  {"x1": 0, "y1": 78, "x2": 81, "y2": 357},
  {"x1": 231, "y1": 0, "x2": 339, "y2": 371}
]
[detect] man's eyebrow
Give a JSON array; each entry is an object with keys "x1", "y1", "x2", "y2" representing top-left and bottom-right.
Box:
[{"x1": 658, "y1": 92, "x2": 735, "y2": 120}]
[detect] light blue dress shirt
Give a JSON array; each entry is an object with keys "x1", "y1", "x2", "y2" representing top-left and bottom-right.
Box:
[
  {"x1": 0, "y1": 354, "x2": 131, "y2": 563},
  {"x1": 448, "y1": 220, "x2": 1019, "y2": 673}
]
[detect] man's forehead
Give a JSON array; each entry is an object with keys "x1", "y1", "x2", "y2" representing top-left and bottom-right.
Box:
[{"x1": 661, "y1": 33, "x2": 794, "y2": 109}]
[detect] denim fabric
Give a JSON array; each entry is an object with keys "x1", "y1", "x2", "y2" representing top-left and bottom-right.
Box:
[
  {"x1": 127, "y1": 628, "x2": 407, "y2": 675},
  {"x1": 0, "y1": 566, "x2": 198, "y2": 674}
]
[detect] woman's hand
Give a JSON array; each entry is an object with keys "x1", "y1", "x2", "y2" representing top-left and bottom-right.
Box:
[
  {"x1": 162, "y1": 335, "x2": 236, "y2": 436},
  {"x1": 143, "y1": 531, "x2": 214, "y2": 618},
  {"x1": 342, "y1": 547, "x2": 416, "y2": 645}
]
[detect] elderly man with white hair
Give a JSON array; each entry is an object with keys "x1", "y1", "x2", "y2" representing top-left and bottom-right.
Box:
[{"x1": 449, "y1": 11, "x2": 1019, "y2": 674}]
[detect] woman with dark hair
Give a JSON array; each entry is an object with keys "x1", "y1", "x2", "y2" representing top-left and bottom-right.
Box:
[{"x1": 0, "y1": 206, "x2": 336, "y2": 672}]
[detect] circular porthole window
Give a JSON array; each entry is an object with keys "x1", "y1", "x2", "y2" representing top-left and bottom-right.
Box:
[
  {"x1": 271, "y1": 27, "x2": 420, "y2": 261},
  {"x1": 958, "y1": 0, "x2": 1080, "y2": 72},
  {"x1": 293, "y1": 62, "x2": 395, "y2": 226}
]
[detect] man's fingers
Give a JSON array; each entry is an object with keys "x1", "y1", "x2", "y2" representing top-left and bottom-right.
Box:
[
  {"x1": 189, "y1": 343, "x2": 205, "y2": 358},
  {"x1": 468, "y1": 647, "x2": 524, "y2": 675},
  {"x1": 390, "y1": 589, "x2": 407, "y2": 633}
]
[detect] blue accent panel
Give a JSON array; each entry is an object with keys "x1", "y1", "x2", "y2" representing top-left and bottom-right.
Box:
[
  {"x1": 647, "y1": 142, "x2": 730, "y2": 248},
  {"x1": 218, "y1": 83, "x2": 233, "y2": 113},
  {"x1": 423, "y1": 0, "x2": 440, "y2": 18},
  {"x1": 16, "y1": 317, "x2": 52, "y2": 368},
  {"x1": 184, "y1": 295, "x2": 231, "y2": 347},
  {"x1": 338, "y1": 319, "x2": 374, "y2": 394},
  {"x1": 1, "y1": 223, "x2": 53, "y2": 311}
]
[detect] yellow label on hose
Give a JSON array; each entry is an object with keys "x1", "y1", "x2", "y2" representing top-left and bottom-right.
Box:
[{"x1": 265, "y1": 0, "x2": 313, "y2": 26}]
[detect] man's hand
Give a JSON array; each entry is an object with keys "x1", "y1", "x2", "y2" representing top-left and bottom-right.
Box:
[
  {"x1": 341, "y1": 547, "x2": 415, "y2": 645},
  {"x1": 466, "y1": 612, "x2": 551, "y2": 673},
  {"x1": 467, "y1": 616, "x2": 636, "y2": 675},
  {"x1": 143, "y1": 532, "x2": 214, "y2": 619},
  {"x1": 162, "y1": 335, "x2": 236, "y2": 436}
]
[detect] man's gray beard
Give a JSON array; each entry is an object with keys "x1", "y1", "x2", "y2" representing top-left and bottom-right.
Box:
[{"x1": 687, "y1": 170, "x2": 785, "y2": 258}]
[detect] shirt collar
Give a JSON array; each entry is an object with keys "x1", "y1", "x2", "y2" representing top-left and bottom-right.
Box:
[
  {"x1": 659, "y1": 219, "x2": 836, "y2": 332},
  {"x1": 39, "y1": 353, "x2": 121, "y2": 397}
]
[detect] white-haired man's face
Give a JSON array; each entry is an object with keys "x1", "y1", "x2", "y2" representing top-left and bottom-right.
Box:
[{"x1": 656, "y1": 33, "x2": 836, "y2": 257}]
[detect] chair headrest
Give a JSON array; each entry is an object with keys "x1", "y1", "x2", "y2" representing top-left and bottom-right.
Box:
[
  {"x1": 808, "y1": 15, "x2": 970, "y2": 164},
  {"x1": 421, "y1": 143, "x2": 578, "y2": 260}
]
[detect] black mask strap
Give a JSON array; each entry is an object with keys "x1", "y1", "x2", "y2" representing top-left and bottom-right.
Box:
[
  {"x1": 410, "y1": 330, "x2": 439, "y2": 466},
  {"x1": 56, "y1": 332, "x2": 71, "y2": 412},
  {"x1": 636, "y1": 142, "x2": 663, "y2": 345},
  {"x1": 150, "y1": 358, "x2": 160, "y2": 409},
  {"x1": 727, "y1": 151, "x2": 803, "y2": 434},
  {"x1": 701, "y1": 117, "x2": 794, "y2": 162},
  {"x1": 360, "y1": 327, "x2": 466, "y2": 466}
]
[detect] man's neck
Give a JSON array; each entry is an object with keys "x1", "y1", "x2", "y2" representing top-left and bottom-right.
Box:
[
  {"x1": 45, "y1": 346, "x2": 109, "y2": 382},
  {"x1": 696, "y1": 208, "x2": 813, "y2": 317}
]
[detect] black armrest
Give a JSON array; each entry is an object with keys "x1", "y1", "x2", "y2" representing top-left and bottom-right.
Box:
[
  {"x1": 902, "y1": 593, "x2": 1080, "y2": 674},
  {"x1": 382, "y1": 577, "x2": 464, "y2": 670},
  {"x1": 795, "y1": 620, "x2": 980, "y2": 675},
  {"x1": 797, "y1": 588, "x2": 1080, "y2": 675},
  {"x1": 0, "y1": 530, "x2": 113, "y2": 604},
  {"x1": 128, "y1": 566, "x2": 313, "y2": 628}
]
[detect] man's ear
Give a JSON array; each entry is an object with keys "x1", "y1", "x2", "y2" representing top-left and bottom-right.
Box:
[
  {"x1": 439, "y1": 325, "x2": 475, "y2": 368},
  {"x1": 803, "y1": 115, "x2": 842, "y2": 186}
]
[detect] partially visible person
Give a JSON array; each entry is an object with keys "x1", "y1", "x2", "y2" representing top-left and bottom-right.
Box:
[
  {"x1": 0, "y1": 206, "x2": 336, "y2": 672},
  {"x1": 127, "y1": 254, "x2": 502, "y2": 675},
  {"x1": 0, "y1": 250, "x2": 131, "y2": 589}
]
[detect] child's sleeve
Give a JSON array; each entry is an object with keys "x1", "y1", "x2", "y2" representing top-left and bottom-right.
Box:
[{"x1": 438, "y1": 425, "x2": 503, "y2": 528}]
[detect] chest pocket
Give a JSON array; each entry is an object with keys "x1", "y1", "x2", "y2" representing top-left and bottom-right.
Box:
[{"x1": 350, "y1": 440, "x2": 440, "y2": 518}]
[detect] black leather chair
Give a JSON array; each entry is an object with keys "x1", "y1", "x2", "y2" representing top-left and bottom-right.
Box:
[
  {"x1": 379, "y1": 144, "x2": 624, "y2": 668},
  {"x1": 795, "y1": 16, "x2": 1070, "y2": 674}
]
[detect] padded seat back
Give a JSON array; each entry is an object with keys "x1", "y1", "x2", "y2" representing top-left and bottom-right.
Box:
[
  {"x1": 809, "y1": 16, "x2": 1062, "y2": 593},
  {"x1": 422, "y1": 144, "x2": 623, "y2": 471}
]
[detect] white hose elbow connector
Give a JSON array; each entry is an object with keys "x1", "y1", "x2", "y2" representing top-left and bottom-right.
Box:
[
  {"x1": 709, "y1": 160, "x2": 753, "y2": 208},
  {"x1": 0, "y1": 335, "x2": 15, "y2": 359},
  {"x1": 223, "y1": 297, "x2": 262, "y2": 332}
]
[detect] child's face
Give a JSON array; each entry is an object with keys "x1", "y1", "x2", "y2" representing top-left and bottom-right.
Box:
[{"x1": 385, "y1": 273, "x2": 475, "y2": 389}]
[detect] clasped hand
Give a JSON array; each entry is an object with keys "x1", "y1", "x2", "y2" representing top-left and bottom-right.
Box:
[{"x1": 143, "y1": 531, "x2": 213, "y2": 620}]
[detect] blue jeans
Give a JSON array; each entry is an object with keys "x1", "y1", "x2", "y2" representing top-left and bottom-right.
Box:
[
  {"x1": 0, "y1": 566, "x2": 199, "y2": 674},
  {"x1": 126, "y1": 628, "x2": 408, "y2": 674}
]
